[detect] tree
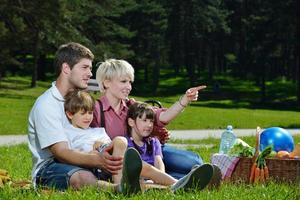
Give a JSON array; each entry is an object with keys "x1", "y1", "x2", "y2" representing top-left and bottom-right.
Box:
[{"x1": 126, "y1": 0, "x2": 167, "y2": 94}]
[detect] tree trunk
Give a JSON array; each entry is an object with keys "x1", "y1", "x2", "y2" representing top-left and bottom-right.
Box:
[
  {"x1": 152, "y1": 50, "x2": 160, "y2": 95},
  {"x1": 37, "y1": 54, "x2": 46, "y2": 81},
  {"x1": 31, "y1": 31, "x2": 40, "y2": 88},
  {"x1": 296, "y1": 1, "x2": 300, "y2": 104}
]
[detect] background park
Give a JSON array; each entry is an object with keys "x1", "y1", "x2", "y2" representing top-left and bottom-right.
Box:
[{"x1": 0, "y1": 0, "x2": 300, "y2": 199}]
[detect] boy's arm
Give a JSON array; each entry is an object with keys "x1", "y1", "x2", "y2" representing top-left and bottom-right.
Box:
[
  {"x1": 49, "y1": 141, "x2": 122, "y2": 174},
  {"x1": 154, "y1": 155, "x2": 165, "y2": 172}
]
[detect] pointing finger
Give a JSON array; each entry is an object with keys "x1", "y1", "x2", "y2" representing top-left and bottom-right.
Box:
[{"x1": 190, "y1": 85, "x2": 206, "y2": 92}]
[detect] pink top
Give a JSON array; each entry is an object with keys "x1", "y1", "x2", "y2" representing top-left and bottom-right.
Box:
[{"x1": 90, "y1": 95, "x2": 167, "y2": 139}]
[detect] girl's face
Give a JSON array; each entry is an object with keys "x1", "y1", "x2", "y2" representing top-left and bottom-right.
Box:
[
  {"x1": 130, "y1": 113, "x2": 154, "y2": 138},
  {"x1": 105, "y1": 76, "x2": 132, "y2": 100},
  {"x1": 67, "y1": 110, "x2": 93, "y2": 129}
]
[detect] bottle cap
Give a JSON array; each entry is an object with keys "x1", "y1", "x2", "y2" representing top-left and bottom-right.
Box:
[{"x1": 226, "y1": 125, "x2": 233, "y2": 130}]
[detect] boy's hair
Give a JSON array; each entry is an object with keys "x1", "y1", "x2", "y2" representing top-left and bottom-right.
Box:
[
  {"x1": 64, "y1": 90, "x2": 95, "y2": 116},
  {"x1": 54, "y1": 42, "x2": 94, "y2": 76},
  {"x1": 96, "y1": 59, "x2": 134, "y2": 92},
  {"x1": 127, "y1": 102, "x2": 155, "y2": 155}
]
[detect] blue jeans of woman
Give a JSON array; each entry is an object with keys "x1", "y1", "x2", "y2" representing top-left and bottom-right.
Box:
[{"x1": 162, "y1": 145, "x2": 203, "y2": 179}]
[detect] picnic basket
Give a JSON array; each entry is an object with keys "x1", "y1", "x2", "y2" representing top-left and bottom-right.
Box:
[
  {"x1": 230, "y1": 157, "x2": 300, "y2": 183},
  {"x1": 229, "y1": 127, "x2": 300, "y2": 183}
]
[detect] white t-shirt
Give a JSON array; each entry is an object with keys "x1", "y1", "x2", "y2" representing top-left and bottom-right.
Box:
[
  {"x1": 64, "y1": 123, "x2": 111, "y2": 152},
  {"x1": 28, "y1": 82, "x2": 70, "y2": 184}
]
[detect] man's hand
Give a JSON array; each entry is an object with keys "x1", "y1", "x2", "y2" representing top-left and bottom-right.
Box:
[
  {"x1": 98, "y1": 143, "x2": 123, "y2": 175},
  {"x1": 49, "y1": 141, "x2": 122, "y2": 173}
]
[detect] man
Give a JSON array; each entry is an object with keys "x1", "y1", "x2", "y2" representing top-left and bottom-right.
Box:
[{"x1": 28, "y1": 42, "x2": 131, "y2": 191}]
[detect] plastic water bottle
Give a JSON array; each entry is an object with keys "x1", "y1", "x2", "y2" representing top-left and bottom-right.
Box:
[{"x1": 219, "y1": 125, "x2": 236, "y2": 154}]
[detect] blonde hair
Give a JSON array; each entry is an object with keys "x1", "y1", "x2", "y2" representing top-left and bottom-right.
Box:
[{"x1": 96, "y1": 59, "x2": 134, "y2": 92}]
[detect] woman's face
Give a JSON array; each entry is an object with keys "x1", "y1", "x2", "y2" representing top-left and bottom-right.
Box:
[{"x1": 105, "y1": 75, "x2": 132, "y2": 100}]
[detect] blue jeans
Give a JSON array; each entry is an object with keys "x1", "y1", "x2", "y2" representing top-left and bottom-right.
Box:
[
  {"x1": 36, "y1": 159, "x2": 111, "y2": 191},
  {"x1": 162, "y1": 145, "x2": 203, "y2": 179}
]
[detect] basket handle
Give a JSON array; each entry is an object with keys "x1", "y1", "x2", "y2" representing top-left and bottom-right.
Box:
[{"x1": 253, "y1": 126, "x2": 261, "y2": 162}]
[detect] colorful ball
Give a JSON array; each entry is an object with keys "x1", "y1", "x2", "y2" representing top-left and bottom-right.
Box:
[{"x1": 260, "y1": 127, "x2": 294, "y2": 152}]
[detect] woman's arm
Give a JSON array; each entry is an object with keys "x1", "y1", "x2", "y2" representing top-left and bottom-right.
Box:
[{"x1": 159, "y1": 85, "x2": 206, "y2": 123}]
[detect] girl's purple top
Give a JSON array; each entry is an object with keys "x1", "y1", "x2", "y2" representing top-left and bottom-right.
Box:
[{"x1": 126, "y1": 136, "x2": 163, "y2": 166}]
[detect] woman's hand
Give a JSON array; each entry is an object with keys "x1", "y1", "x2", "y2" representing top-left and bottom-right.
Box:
[
  {"x1": 180, "y1": 85, "x2": 207, "y2": 106},
  {"x1": 152, "y1": 126, "x2": 170, "y2": 144}
]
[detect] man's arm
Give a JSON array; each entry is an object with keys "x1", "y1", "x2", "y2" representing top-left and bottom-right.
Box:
[{"x1": 49, "y1": 142, "x2": 122, "y2": 174}]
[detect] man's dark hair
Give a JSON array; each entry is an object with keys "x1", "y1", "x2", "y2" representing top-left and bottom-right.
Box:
[{"x1": 54, "y1": 42, "x2": 94, "y2": 76}]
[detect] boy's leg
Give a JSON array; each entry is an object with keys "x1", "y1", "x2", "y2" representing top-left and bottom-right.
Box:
[
  {"x1": 110, "y1": 136, "x2": 128, "y2": 184},
  {"x1": 36, "y1": 159, "x2": 98, "y2": 190},
  {"x1": 140, "y1": 161, "x2": 177, "y2": 186}
]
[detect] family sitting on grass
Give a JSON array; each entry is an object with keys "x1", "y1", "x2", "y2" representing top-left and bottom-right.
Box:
[{"x1": 28, "y1": 42, "x2": 221, "y2": 195}]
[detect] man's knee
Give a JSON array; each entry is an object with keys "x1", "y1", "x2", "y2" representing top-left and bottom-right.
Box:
[
  {"x1": 69, "y1": 170, "x2": 97, "y2": 190},
  {"x1": 112, "y1": 136, "x2": 128, "y2": 149}
]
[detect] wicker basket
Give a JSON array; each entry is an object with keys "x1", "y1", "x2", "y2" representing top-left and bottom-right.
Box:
[{"x1": 230, "y1": 157, "x2": 300, "y2": 183}]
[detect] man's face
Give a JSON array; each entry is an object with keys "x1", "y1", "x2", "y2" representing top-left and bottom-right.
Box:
[{"x1": 69, "y1": 58, "x2": 93, "y2": 89}]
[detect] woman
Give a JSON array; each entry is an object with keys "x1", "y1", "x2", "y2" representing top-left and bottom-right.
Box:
[{"x1": 90, "y1": 59, "x2": 205, "y2": 179}]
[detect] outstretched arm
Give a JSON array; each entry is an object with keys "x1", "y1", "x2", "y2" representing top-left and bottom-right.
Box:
[{"x1": 159, "y1": 85, "x2": 206, "y2": 123}]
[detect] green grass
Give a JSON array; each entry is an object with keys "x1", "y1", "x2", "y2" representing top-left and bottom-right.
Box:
[
  {"x1": 1, "y1": 136, "x2": 300, "y2": 199},
  {"x1": 0, "y1": 75, "x2": 299, "y2": 135}
]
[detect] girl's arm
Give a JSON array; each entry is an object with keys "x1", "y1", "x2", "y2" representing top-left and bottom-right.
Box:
[
  {"x1": 159, "y1": 85, "x2": 206, "y2": 123},
  {"x1": 154, "y1": 155, "x2": 165, "y2": 172}
]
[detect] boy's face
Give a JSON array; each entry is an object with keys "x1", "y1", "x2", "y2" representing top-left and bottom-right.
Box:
[
  {"x1": 104, "y1": 75, "x2": 132, "y2": 100},
  {"x1": 130, "y1": 113, "x2": 154, "y2": 138},
  {"x1": 67, "y1": 58, "x2": 93, "y2": 89},
  {"x1": 67, "y1": 110, "x2": 93, "y2": 129}
]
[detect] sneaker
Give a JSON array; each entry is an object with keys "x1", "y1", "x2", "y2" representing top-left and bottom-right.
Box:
[
  {"x1": 171, "y1": 163, "x2": 213, "y2": 192},
  {"x1": 120, "y1": 148, "x2": 142, "y2": 195},
  {"x1": 208, "y1": 164, "x2": 222, "y2": 190}
]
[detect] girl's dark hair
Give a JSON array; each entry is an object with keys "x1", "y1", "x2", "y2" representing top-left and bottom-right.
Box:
[{"x1": 127, "y1": 102, "x2": 155, "y2": 155}]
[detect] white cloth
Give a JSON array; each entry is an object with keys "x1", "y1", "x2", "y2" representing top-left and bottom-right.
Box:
[
  {"x1": 28, "y1": 82, "x2": 70, "y2": 185},
  {"x1": 64, "y1": 123, "x2": 111, "y2": 153}
]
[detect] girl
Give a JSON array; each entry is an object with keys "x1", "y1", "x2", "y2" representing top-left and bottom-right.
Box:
[{"x1": 126, "y1": 102, "x2": 165, "y2": 172}]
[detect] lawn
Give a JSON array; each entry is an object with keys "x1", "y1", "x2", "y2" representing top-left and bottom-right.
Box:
[
  {"x1": 0, "y1": 76, "x2": 300, "y2": 135},
  {"x1": 1, "y1": 136, "x2": 300, "y2": 199}
]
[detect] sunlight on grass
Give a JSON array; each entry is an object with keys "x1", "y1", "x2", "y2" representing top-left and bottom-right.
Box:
[
  {"x1": 0, "y1": 76, "x2": 299, "y2": 135},
  {"x1": 1, "y1": 136, "x2": 300, "y2": 199}
]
